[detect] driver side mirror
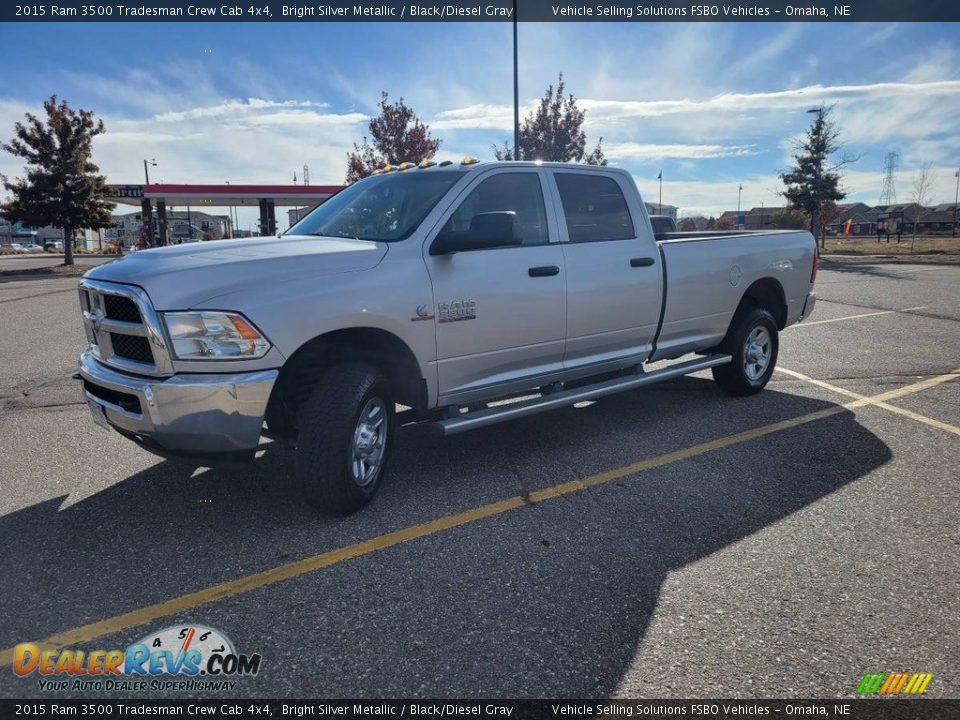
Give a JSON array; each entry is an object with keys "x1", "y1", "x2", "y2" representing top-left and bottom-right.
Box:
[{"x1": 430, "y1": 211, "x2": 522, "y2": 255}]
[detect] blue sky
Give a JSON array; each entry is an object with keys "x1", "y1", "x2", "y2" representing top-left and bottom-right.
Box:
[{"x1": 1, "y1": 21, "x2": 959, "y2": 227}]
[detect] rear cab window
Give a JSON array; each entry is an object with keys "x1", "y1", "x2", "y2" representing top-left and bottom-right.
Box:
[{"x1": 554, "y1": 173, "x2": 634, "y2": 242}]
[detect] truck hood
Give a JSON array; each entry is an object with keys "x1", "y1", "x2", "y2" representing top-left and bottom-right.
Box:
[{"x1": 84, "y1": 235, "x2": 388, "y2": 309}]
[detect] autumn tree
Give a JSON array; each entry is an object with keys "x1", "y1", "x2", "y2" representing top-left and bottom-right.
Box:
[
  {"x1": 1, "y1": 96, "x2": 114, "y2": 265},
  {"x1": 715, "y1": 217, "x2": 735, "y2": 230},
  {"x1": 818, "y1": 200, "x2": 841, "y2": 240},
  {"x1": 781, "y1": 108, "x2": 857, "y2": 248},
  {"x1": 494, "y1": 74, "x2": 606, "y2": 165},
  {"x1": 346, "y1": 92, "x2": 441, "y2": 182}
]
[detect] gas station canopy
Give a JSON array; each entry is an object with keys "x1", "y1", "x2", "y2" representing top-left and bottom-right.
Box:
[
  {"x1": 106, "y1": 183, "x2": 343, "y2": 208},
  {"x1": 105, "y1": 183, "x2": 345, "y2": 242}
]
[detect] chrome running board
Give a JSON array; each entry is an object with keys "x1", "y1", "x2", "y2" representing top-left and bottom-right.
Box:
[{"x1": 433, "y1": 354, "x2": 732, "y2": 436}]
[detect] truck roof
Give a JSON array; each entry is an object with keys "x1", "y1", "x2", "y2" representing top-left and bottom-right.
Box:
[{"x1": 372, "y1": 158, "x2": 629, "y2": 178}]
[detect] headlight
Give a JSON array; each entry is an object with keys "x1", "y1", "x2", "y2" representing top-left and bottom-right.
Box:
[{"x1": 162, "y1": 311, "x2": 271, "y2": 360}]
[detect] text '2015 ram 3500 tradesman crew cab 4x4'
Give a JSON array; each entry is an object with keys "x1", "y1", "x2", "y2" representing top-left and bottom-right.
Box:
[{"x1": 78, "y1": 160, "x2": 818, "y2": 513}]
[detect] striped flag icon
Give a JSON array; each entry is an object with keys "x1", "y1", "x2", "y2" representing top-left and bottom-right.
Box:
[{"x1": 857, "y1": 672, "x2": 932, "y2": 694}]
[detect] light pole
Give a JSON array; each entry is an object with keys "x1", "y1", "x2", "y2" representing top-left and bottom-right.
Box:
[
  {"x1": 953, "y1": 169, "x2": 959, "y2": 238},
  {"x1": 657, "y1": 170, "x2": 663, "y2": 214},
  {"x1": 807, "y1": 107, "x2": 824, "y2": 248},
  {"x1": 225, "y1": 181, "x2": 238, "y2": 239},
  {"x1": 143, "y1": 158, "x2": 156, "y2": 185},
  {"x1": 512, "y1": 0, "x2": 520, "y2": 159},
  {"x1": 143, "y1": 159, "x2": 158, "y2": 245},
  {"x1": 737, "y1": 184, "x2": 743, "y2": 226}
]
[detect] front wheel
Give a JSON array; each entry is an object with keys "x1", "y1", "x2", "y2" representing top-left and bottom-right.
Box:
[
  {"x1": 712, "y1": 306, "x2": 779, "y2": 396},
  {"x1": 296, "y1": 363, "x2": 395, "y2": 514}
]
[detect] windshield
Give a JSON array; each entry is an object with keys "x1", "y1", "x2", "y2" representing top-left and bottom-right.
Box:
[{"x1": 288, "y1": 171, "x2": 466, "y2": 242}]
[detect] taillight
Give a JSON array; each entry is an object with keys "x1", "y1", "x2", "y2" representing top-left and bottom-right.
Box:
[{"x1": 810, "y1": 244, "x2": 819, "y2": 284}]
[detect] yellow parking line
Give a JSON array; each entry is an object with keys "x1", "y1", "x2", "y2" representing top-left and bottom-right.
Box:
[
  {"x1": 1, "y1": 368, "x2": 958, "y2": 665},
  {"x1": 778, "y1": 367, "x2": 960, "y2": 437}
]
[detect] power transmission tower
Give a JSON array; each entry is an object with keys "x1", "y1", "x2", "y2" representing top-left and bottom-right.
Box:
[
  {"x1": 879, "y1": 151, "x2": 899, "y2": 206},
  {"x1": 302, "y1": 164, "x2": 310, "y2": 186}
]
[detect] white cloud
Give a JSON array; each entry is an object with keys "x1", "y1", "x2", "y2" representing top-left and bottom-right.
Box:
[
  {"x1": 581, "y1": 80, "x2": 960, "y2": 121},
  {"x1": 606, "y1": 143, "x2": 758, "y2": 161},
  {"x1": 432, "y1": 104, "x2": 514, "y2": 131},
  {"x1": 435, "y1": 80, "x2": 960, "y2": 131},
  {"x1": 154, "y1": 98, "x2": 330, "y2": 123}
]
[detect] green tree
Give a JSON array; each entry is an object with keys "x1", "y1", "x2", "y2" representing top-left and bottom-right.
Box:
[
  {"x1": 771, "y1": 207, "x2": 809, "y2": 230},
  {"x1": 494, "y1": 74, "x2": 606, "y2": 165},
  {"x1": 1, "y1": 96, "x2": 114, "y2": 266},
  {"x1": 346, "y1": 92, "x2": 441, "y2": 182},
  {"x1": 780, "y1": 107, "x2": 853, "y2": 248}
]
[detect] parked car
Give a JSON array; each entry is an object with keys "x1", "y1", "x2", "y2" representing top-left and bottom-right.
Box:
[
  {"x1": 78, "y1": 160, "x2": 817, "y2": 513},
  {"x1": 9, "y1": 243, "x2": 25, "y2": 253},
  {"x1": 44, "y1": 241, "x2": 64, "y2": 251},
  {"x1": 19, "y1": 243, "x2": 43, "y2": 253},
  {"x1": 649, "y1": 214, "x2": 678, "y2": 236}
]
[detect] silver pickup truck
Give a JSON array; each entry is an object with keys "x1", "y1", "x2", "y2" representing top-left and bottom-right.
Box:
[{"x1": 78, "y1": 160, "x2": 817, "y2": 513}]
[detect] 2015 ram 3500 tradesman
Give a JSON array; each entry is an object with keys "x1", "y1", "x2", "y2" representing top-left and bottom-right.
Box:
[{"x1": 78, "y1": 161, "x2": 817, "y2": 513}]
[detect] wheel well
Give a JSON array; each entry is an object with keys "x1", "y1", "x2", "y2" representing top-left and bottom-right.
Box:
[
  {"x1": 265, "y1": 328, "x2": 426, "y2": 438},
  {"x1": 739, "y1": 277, "x2": 787, "y2": 329}
]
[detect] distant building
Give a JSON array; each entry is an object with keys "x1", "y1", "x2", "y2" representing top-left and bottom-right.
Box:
[
  {"x1": 105, "y1": 210, "x2": 232, "y2": 247},
  {"x1": 714, "y1": 202, "x2": 958, "y2": 236},
  {"x1": 678, "y1": 215, "x2": 710, "y2": 231},
  {"x1": 645, "y1": 203, "x2": 678, "y2": 219},
  {"x1": 829, "y1": 203, "x2": 955, "y2": 236},
  {"x1": 0, "y1": 215, "x2": 67, "y2": 247},
  {"x1": 287, "y1": 206, "x2": 318, "y2": 229}
]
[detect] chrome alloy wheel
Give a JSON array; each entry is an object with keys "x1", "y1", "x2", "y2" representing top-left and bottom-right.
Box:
[
  {"x1": 350, "y1": 397, "x2": 388, "y2": 487},
  {"x1": 743, "y1": 326, "x2": 772, "y2": 381}
]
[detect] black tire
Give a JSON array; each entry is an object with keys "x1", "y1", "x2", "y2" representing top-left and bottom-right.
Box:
[
  {"x1": 296, "y1": 363, "x2": 394, "y2": 514},
  {"x1": 711, "y1": 305, "x2": 779, "y2": 396}
]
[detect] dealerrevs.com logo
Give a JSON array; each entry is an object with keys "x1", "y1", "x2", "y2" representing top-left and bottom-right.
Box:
[{"x1": 12, "y1": 624, "x2": 262, "y2": 692}]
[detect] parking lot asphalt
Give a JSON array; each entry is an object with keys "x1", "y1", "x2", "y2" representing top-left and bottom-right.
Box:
[{"x1": 0, "y1": 260, "x2": 957, "y2": 699}]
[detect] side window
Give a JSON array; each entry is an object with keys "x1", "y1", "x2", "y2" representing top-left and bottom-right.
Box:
[
  {"x1": 441, "y1": 172, "x2": 548, "y2": 247},
  {"x1": 555, "y1": 173, "x2": 635, "y2": 242}
]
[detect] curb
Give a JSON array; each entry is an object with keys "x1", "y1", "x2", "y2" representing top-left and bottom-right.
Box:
[{"x1": 821, "y1": 254, "x2": 960, "y2": 267}]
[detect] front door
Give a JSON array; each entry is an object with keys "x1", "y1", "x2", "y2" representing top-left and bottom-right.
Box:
[{"x1": 424, "y1": 169, "x2": 566, "y2": 405}]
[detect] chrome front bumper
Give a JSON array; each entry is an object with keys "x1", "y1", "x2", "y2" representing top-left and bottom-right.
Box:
[
  {"x1": 800, "y1": 292, "x2": 817, "y2": 321},
  {"x1": 78, "y1": 351, "x2": 278, "y2": 455}
]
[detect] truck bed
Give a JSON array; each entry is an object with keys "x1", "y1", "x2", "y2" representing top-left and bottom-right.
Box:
[{"x1": 655, "y1": 229, "x2": 800, "y2": 243}]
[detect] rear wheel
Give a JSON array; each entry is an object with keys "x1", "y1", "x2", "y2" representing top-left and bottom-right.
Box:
[
  {"x1": 712, "y1": 306, "x2": 779, "y2": 396},
  {"x1": 296, "y1": 363, "x2": 394, "y2": 514}
]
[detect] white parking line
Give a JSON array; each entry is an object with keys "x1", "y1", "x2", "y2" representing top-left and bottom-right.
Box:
[
  {"x1": 777, "y1": 366, "x2": 960, "y2": 437},
  {"x1": 793, "y1": 305, "x2": 926, "y2": 327}
]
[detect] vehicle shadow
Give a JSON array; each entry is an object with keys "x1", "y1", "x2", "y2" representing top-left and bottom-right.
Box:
[
  {"x1": 0, "y1": 379, "x2": 891, "y2": 697},
  {"x1": 819, "y1": 257, "x2": 913, "y2": 280}
]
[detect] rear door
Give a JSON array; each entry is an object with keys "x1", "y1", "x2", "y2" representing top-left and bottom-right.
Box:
[
  {"x1": 548, "y1": 169, "x2": 663, "y2": 369},
  {"x1": 424, "y1": 168, "x2": 566, "y2": 404}
]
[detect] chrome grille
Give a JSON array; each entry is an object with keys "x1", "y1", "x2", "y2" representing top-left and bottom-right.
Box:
[
  {"x1": 103, "y1": 294, "x2": 142, "y2": 324},
  {"x1": 110, "y1": 333, "x2": 154, "y2": 363},
  {"x1": 79, "y1": 279, "x2": 173, "y2": 376}
]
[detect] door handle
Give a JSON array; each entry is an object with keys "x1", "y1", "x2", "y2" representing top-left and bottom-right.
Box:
[
  {"x1": 630, "y1": 257, "x2": 656, "y2": 267},
  {"x1": 528, "y1": 265, "x2": 560, "y2": 277}
]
